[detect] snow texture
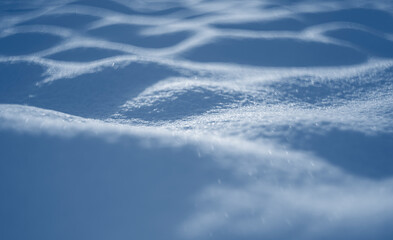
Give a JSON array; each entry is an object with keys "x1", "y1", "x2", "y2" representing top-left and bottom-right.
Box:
[{"x1": 1, "y1": 0, "x2": 393, "y2": 239}]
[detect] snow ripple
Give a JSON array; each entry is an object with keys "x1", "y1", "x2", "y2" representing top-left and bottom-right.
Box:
[{"x1": 1, "y1": 0, "x2": 393, "y2": 239}]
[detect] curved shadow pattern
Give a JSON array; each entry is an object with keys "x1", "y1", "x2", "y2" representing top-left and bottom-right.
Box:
[
  {"x1": 0, "y1": 2, "x2": 41, "y2": 13},
  {"x1": 88, "y1": 24, "x2": 192, "y2": 49},
  {"x1": 69, "y1": 0, "x2": 186, "y2": 16},
  {"x1": 46, "y1": 47, "x2": 126, "y2": 62},
  {"x1": 17, "y1": 13, "x2": 100, "y2": 29},
  {"x1": 182, "y1": 38, "x2": 367, "y2": 67},
  {"x1": 302, "y1": 8, "x2": 393, "y2": 33},
  {"x1": 68, "y1": 0, "x2": 137, "y2": 15},
  {"x1": 212, "y1": 18, "x2": 307, "y2": 31},
  {"x1": 325, "y1": 29, "x2": 393, "y2": 58},
  {"x1": 0, "y1": 33, "x2": 63, "y2": 56}
]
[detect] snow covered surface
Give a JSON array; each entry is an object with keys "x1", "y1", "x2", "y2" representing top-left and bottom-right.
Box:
[{"x1": 1, "y1": 0, "x2": 393, "y2": 239}]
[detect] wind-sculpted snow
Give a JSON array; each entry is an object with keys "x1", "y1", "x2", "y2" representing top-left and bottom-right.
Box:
[{"x1": 1, "y1": 0, "x2": 393, "y2": 239}]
